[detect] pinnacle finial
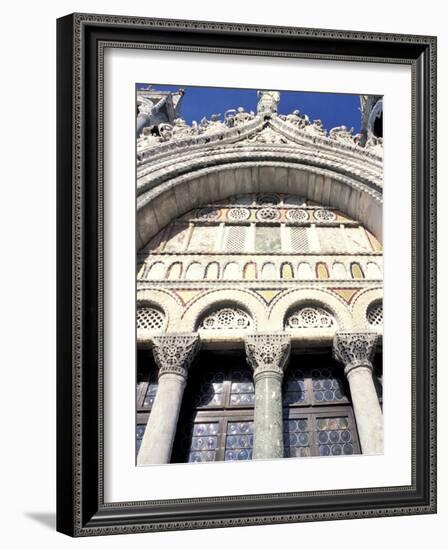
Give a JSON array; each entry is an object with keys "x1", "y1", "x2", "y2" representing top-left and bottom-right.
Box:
[{"x1": 257, "y1": 90, "x2": 280, "y2": 115}]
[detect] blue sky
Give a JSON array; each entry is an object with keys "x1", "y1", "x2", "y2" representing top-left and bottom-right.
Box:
[{"x1": 137, "y1": 84, "x2": 363, "y2": 133}]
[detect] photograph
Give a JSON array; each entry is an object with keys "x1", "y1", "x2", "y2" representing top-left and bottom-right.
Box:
[{"x1": 135, "y1": 85, "x2": 384, "y2": 465}]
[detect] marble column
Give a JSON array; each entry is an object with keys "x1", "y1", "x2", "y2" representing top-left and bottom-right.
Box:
[
  {"x1": 333, "y1": 331, "x2": 383, "y2": 455},
  {"x1": 137, "y1": 333, "x2": 200, "y2": 465},
  {"x1": 245, "y1": 334, "x2": 291, "y2": 460}
]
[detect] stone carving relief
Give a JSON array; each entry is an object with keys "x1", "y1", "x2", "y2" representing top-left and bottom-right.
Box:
[
  {"x1": 256, "y1": 90, "x2": 281, "y2": 115},
  {"x1": 224, "y1": 107, "x2": 255, "y2": 127},
  {"x1": 152, "y1": 333, "x2": 200, "y2": 378},
  {"x1": 329, "y1": 125, "x2": 361, "y2": 144},
  {"x1": 279, "y1": 109, "x2": 310, "y2": 129},
  {"x1": 285, "y1": 306, "x2": 336, "y2": 329},
  {"x1": 245, "y1": 333, "x2": 291, "y2": 380},
  {"x1": 304, "y1": 119, "x2": 327, "y2": 137},
  {"x1": 198, "y1": 306, "x2": 253, "y2": 330},
  {"x1": 333, "y1": 331, "x2": 378, "y2": 375}
]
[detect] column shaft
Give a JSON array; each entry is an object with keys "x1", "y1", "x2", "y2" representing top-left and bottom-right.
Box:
[
  {"x1": 333, "y1": 331, "x2": 383, "y2": 455},
  {"x1": 137, "y1": 333, "x2": 200, "y2": 466},
  {"x1": 346, "y1": 366, "x2": 383, "y2": 454},
  {"x1": 245, "y1": 334, "x2": 290, "y2": 460},
  {"x1": 253, "y1": 373, "x2": 284, "y2": 459},
  {"x1": 137, "y1": 373, "x2": 186, "y2": 465}
]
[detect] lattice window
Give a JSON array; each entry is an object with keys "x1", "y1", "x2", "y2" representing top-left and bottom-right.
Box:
[
  {"x1": 311, "y1": 368, "x2": 347, "y2": 402},
  {"x1": 317, "y1": 227, "x2": 346, "y2": 252},
  {"x1": 316, "y1": 416, "x2": 355, "y2": 456},
  {"x1": 289, "y1": 227, "x2": 310, "y2": 252},
  {"x1": 283, "y1": 368, "x2": 306, "y2": 406},
  {"x1": 188, "y1": 423, "x2": 220, "y2": 463},
  {"x1": 198, "y1": 307, "x2": 253, "y2": 330},
  {"x1": 137, "y1": 306, "x2": 166, "y2": 330},
  {"x1": 193, "y1": 371, "x2": 225, "y2": 408},
  {"x1": 230, "y1": 371, "x2": 255, "y2": 406},
  {"x1": 313, "y1": 209, "x2": 336, "y2": 222},
  {"x1": 285, "y1": 306, "x2": 335, "y2": 329},
  {"x1": 284, "y1": 418, "x2": 311, "y2": 458},
  {"x1": 367, "y1": 301, "x2": 383, "y2": 326},
  {"x1": 224, "y1": 225, "x2": 247, "y2": 252},
  {"x1": 136, "y1": 425, "x2": 146, "y2": 454},
  {"x1": 225, "y1": 421, "x2": 254, "y2": 461}
]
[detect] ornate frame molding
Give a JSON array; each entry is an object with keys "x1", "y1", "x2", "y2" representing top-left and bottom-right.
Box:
[{"x1": 57, "y1": 13, "x2": 436, "y2": 536}]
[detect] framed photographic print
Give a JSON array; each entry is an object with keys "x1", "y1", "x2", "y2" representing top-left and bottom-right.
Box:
[{"x1": 56, "y1": 13, "x2": 437, "y2": 536}]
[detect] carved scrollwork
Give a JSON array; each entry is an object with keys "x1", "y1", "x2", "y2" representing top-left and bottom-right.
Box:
[
  {"x1": 245, "y1": 333, "x2": 291, "y2": 381},
  {"x1": 199, "y1": 307, "x2": 252, "y2": 330},
  {"x1": 152, "y1": 333, "x2": 200, "y2": 379},
  {"x1": 285, "y1": 306, "x2": 335, "y2": 329},
  {"x1": 332, "y1": 331, "x2": 378, "y2": 375}
]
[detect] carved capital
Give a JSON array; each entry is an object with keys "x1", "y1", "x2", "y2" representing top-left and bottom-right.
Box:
[
  {"x1": 245, "y1": 333, "x2": 291, "y2": 381},
  {"x1": 152, "y1": 333, "x2": 200, "y2": 379},
  {"x1": 333, "y1": 331, "x2": 378, "y2": 376}
]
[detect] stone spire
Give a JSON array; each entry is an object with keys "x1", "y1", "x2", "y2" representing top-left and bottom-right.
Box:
[{"x1": 257, "y1": 90, "x2": 280, "y2": 116}]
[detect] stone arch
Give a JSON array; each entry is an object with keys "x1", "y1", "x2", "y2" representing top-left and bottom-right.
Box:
[
  {"x1": 261, "y1": 262, "x2": 277, "y2": 280},
  {"x1": 316, "y1": 262, "x2": 330, "y2": 279},
  {"x1": 222, "y1": 262, "x2": 241, "y2": 280},
  {"x1": 137, "y1": 162, "x2": 382, "y2": 251},
  {"x1": 269, "y1": 288, "x2": 353, "y2": 332},
  {"x1": 145, "y1": 261, "x2": 166, "y2": 280},
  {"x1": 166, "y1": 262, "x2": 183, "y2": 280},
  {"x1": 331, "y1": 261, "x2": 347, "y2": 279},
  {"x1": 204, "y1": 261, "x2": 220, "y2": 280},
  {"x1": 297, "y1": 262, "x2": 314, "y2": 280},
  {"x1": 184, "y1": 261, "x2": 204, "y2": 280},
  {"x1": 365, "y1": 261, "x2": 382, "y2": 279},
  {"x1": 350, "y1": 262, "x2": 365, "y2": 279},
  {"x1": 281, "y1": 262, "x2": 294, "y2": 279},
  {"x1": 243, "y1": 261, "x2": 258, "y2": 280},
  {"x1": 180, "y1": 288, "x2": 268, "y2": 333}
]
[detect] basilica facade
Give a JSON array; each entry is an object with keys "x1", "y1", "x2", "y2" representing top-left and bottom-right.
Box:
[{"x1": 135, "y1": 88, "x2": 383, "y2": 465}]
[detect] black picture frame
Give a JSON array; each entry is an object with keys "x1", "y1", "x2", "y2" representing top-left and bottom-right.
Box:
[{"x1": 56, "y1": 13, "x2": 437, "y2": 536}]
